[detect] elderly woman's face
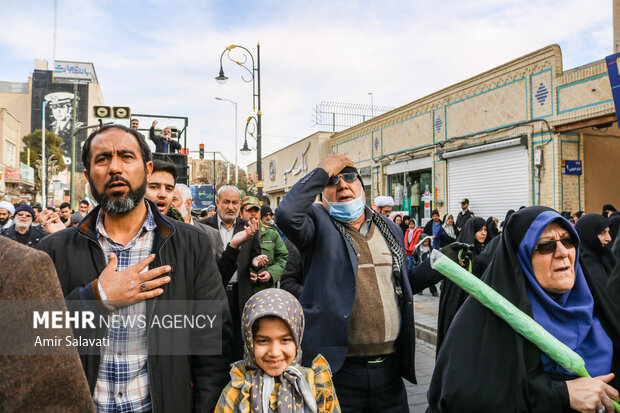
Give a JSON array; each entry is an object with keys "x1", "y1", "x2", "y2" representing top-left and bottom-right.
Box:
[{"x1": 531, "y1": 222, "x2": 576, "y2": 294}]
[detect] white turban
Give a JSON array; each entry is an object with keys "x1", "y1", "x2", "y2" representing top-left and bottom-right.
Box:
[
  {"x1": 374, "y1": 196, "x2": 395, "y2": 207},
  {"x1": 0, "y1": 201, "x2": 15, "y2": 215}
]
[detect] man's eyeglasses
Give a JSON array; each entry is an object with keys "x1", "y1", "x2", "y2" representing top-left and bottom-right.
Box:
[
  {"x1": 327, "y1": 173, "x2": 358, "y2": 186},
  {"x1": 533, "y1": 236, "x2": 577, "y2": 254},
  {"x1": 16, "y1": 212, "x2": 32, "y2": 218},
  {"x1": 264, "y1": 212, "x2": 274, "y2": 217}
]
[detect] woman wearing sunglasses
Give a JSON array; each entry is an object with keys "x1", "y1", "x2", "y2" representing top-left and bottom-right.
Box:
[{"x1": 427, "y1": 206, "x2": 620, "y2": 413}]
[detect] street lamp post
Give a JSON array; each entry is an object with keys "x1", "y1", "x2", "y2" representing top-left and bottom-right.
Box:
[
  {"x1": 215, "y1": 43, "x2": 262, "y2": 200},
  {"x1": 215, "y1": 97, "x2": 238, "y2": 185},
  {"x1": 242, "y1": 116, "x2": 258, "y2": 155}
]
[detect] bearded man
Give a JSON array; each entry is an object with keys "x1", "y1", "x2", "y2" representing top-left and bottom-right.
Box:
[{"x1": 37, "y1": 124, "x2": 232, "y2": 412}]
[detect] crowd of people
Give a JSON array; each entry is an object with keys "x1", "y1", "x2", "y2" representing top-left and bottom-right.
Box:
[{"x1": 0, "y1": 124, "x2": 618, "y2": 413}]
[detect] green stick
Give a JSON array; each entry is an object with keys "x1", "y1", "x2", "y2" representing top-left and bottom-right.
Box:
[{"x1": 430, "y1": 250, "x2": 620, "y2": 412}]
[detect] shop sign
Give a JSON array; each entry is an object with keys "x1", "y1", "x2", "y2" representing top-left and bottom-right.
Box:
[
  {"x1": 561, "y1": 160, "x2": 582, "y2": 175},
  {"x1": 20, "y1": 163, "x2": 35, "y2": 183},
  {"x1": 5, "y1": 167, "x2": 21, "y2": 180},
  {"x1": 190, "y1": 185, "x2": 215, "y2": 209}
]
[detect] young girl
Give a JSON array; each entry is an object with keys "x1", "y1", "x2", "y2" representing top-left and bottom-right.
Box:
[
  {"x1": 404, "y1": 219, "x2": 423, "y2": 268},
  {"x1": 412, "y1": 234, "x2": 433, "y2": 267},
  {"x1": 413, "y1": 234, "x2": 439, "y2": 296},
  {"x1": 215, "y1": 288, "x2": 340, "y2": 413}
]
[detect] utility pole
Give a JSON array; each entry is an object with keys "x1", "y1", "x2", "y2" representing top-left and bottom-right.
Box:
[{"x1": 69, "y1": 81, "x2": 78, "y2": 207}]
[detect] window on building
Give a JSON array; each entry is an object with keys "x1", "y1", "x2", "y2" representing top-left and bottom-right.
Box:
[
  {"x1": 5, "y1": 141, "x2": 16, "y2": 167},
  {"x1": 386, "y1": 169, "x2": 432, "y2": 225}
]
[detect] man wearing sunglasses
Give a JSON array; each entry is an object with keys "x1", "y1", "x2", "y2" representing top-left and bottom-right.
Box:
[
  {"x1": 275, "y1": 154, "x2": 443, "y2": 412},
  {"x1": 0, "y1": 204, "x2": 54, "y2": 248}
]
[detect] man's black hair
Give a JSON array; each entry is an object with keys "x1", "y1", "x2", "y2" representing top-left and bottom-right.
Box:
[
  {"x1": 82, "y1": 124, "x2": 152, "y2": 172},
  {"x1": 151, "y1": 159, "x2": 178, "y2": 182},
  {"x1": 59, "y1": 202, "x2": 71, "y2": 210},
  {"x1": 79, "y1": 199, "x2": 90, "y2": 206}
]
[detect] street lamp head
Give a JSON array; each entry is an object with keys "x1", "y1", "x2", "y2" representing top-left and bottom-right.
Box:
[
  {"x1": 215, "y1": 68, "x2": 228, "y2": 84},
  {"x1": 240, "y1": 139, "x2": 252, "y2": 155}
]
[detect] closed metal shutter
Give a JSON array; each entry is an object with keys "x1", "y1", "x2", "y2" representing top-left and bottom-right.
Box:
[{"x1": 447, "y1": 144, "x2": 529, "y2": 222}]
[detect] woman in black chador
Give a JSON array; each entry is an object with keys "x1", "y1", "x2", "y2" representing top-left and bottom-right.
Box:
[
  {"x1": 575, "y1": 213, "x2": 616, "y2": 290},
  {"x1": 427, "y1": 207, "x2": 620, "y2": 413},
  {"x1": 435, "y1": 216, "x2": 487, "y2": 352}
]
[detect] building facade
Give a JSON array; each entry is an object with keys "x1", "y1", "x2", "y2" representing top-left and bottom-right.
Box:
[
  {"x1": 0, "y1": 59, "x2": 105, "y2": 205},
  {"x1": 251, "y1": 44, "x2": 619, "y2": 225},
  {"x1": 329, "y1": 44, "x2": 619, "y2": 224},
  {"x1": 0, "y1": 108, "x2": 34, "y2": 201},
  {"x1": 247, "y1": 132, "x2": 333, "y2": 206}
]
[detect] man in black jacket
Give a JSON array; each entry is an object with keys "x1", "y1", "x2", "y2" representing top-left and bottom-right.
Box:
[
  {"x1": 37, "y1": 124, "x2": 232, "y2": 413},
  {"x1": 456, "y1": 198, "x2": 474, "y2": 232},
  {"x1": 149, "y1": 120, "x2": 182, "y2": 153}
]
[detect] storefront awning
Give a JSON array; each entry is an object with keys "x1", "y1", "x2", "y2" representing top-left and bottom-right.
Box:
[{"x1": 383, "y1": 156, "x2": 432, "y2": 175}]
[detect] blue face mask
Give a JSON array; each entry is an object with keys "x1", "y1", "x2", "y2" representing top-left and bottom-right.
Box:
[{"x1": 328, "y1": 196, "x2": 365, "y2": 223}]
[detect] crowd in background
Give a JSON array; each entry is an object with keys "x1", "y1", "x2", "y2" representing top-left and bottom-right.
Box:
[{"x1": 1, "y1": 128, "x2": 619, "y2": 413}]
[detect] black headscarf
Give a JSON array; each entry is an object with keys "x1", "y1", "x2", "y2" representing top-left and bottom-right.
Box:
[
  {"x1": 427, "y1": 206, "x2": 620, "y2": 413},
  {"x1": 611, "y1": 212, "x2": 620, "y2": 259},
  {"x1": 500, "y1": 209, "x2": 515, "y2": 230},
  {"x1": 456, "y1": 216, "x2": 487, "y2": 254},
  {"x1": 609, "y1": 211, "x2": 620, "y2": 243},
  {"x1": 575, "y1": 214, "x2": 616, "y2": 290},
  {"x1": 472, "y1": 234, "x2": 501, "y2": 278},
  {"x1": 436, "y1": 217, "x2": 488, "y2": 352},
  {"x1": 603, "y1": 204, "x2": 617, "y2": 217},
  {"x1": 485, "y1": 217, "x2": 499, "y2": 241},
  {"x1": 608, "y1": 260, "x2": 620, "y2": 314}
]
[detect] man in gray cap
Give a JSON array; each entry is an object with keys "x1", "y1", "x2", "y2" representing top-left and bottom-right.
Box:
[{"x1": 69, "y1": 212, "x2": 83, "y2": 227}]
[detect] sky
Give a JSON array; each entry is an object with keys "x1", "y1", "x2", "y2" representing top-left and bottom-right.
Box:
[{"x1": 0, "y1": 0, "x2": 613, "y2": 170}]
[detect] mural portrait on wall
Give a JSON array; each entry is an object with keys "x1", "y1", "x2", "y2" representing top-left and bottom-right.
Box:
[
  {"x1": 44, "y1": 92, "x2": 84, "y2": 164},
  {"x1": 31, "y1": 69, "x2": 90, "y2": 172}
]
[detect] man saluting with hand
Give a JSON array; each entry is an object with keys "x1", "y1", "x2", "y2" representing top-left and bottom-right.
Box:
[{"x1": 38, "y1": 124, "x2": 232, "y2": 413}]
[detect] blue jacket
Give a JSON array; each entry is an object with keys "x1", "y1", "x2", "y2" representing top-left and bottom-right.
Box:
[{"x1": 276, "y1": 167, "x2": 438, "y2": 384}]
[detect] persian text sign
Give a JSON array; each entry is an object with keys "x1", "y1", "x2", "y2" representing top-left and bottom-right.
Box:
[{"x1": 561, "y1": 160, "x2": 582, "y2": 175}]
